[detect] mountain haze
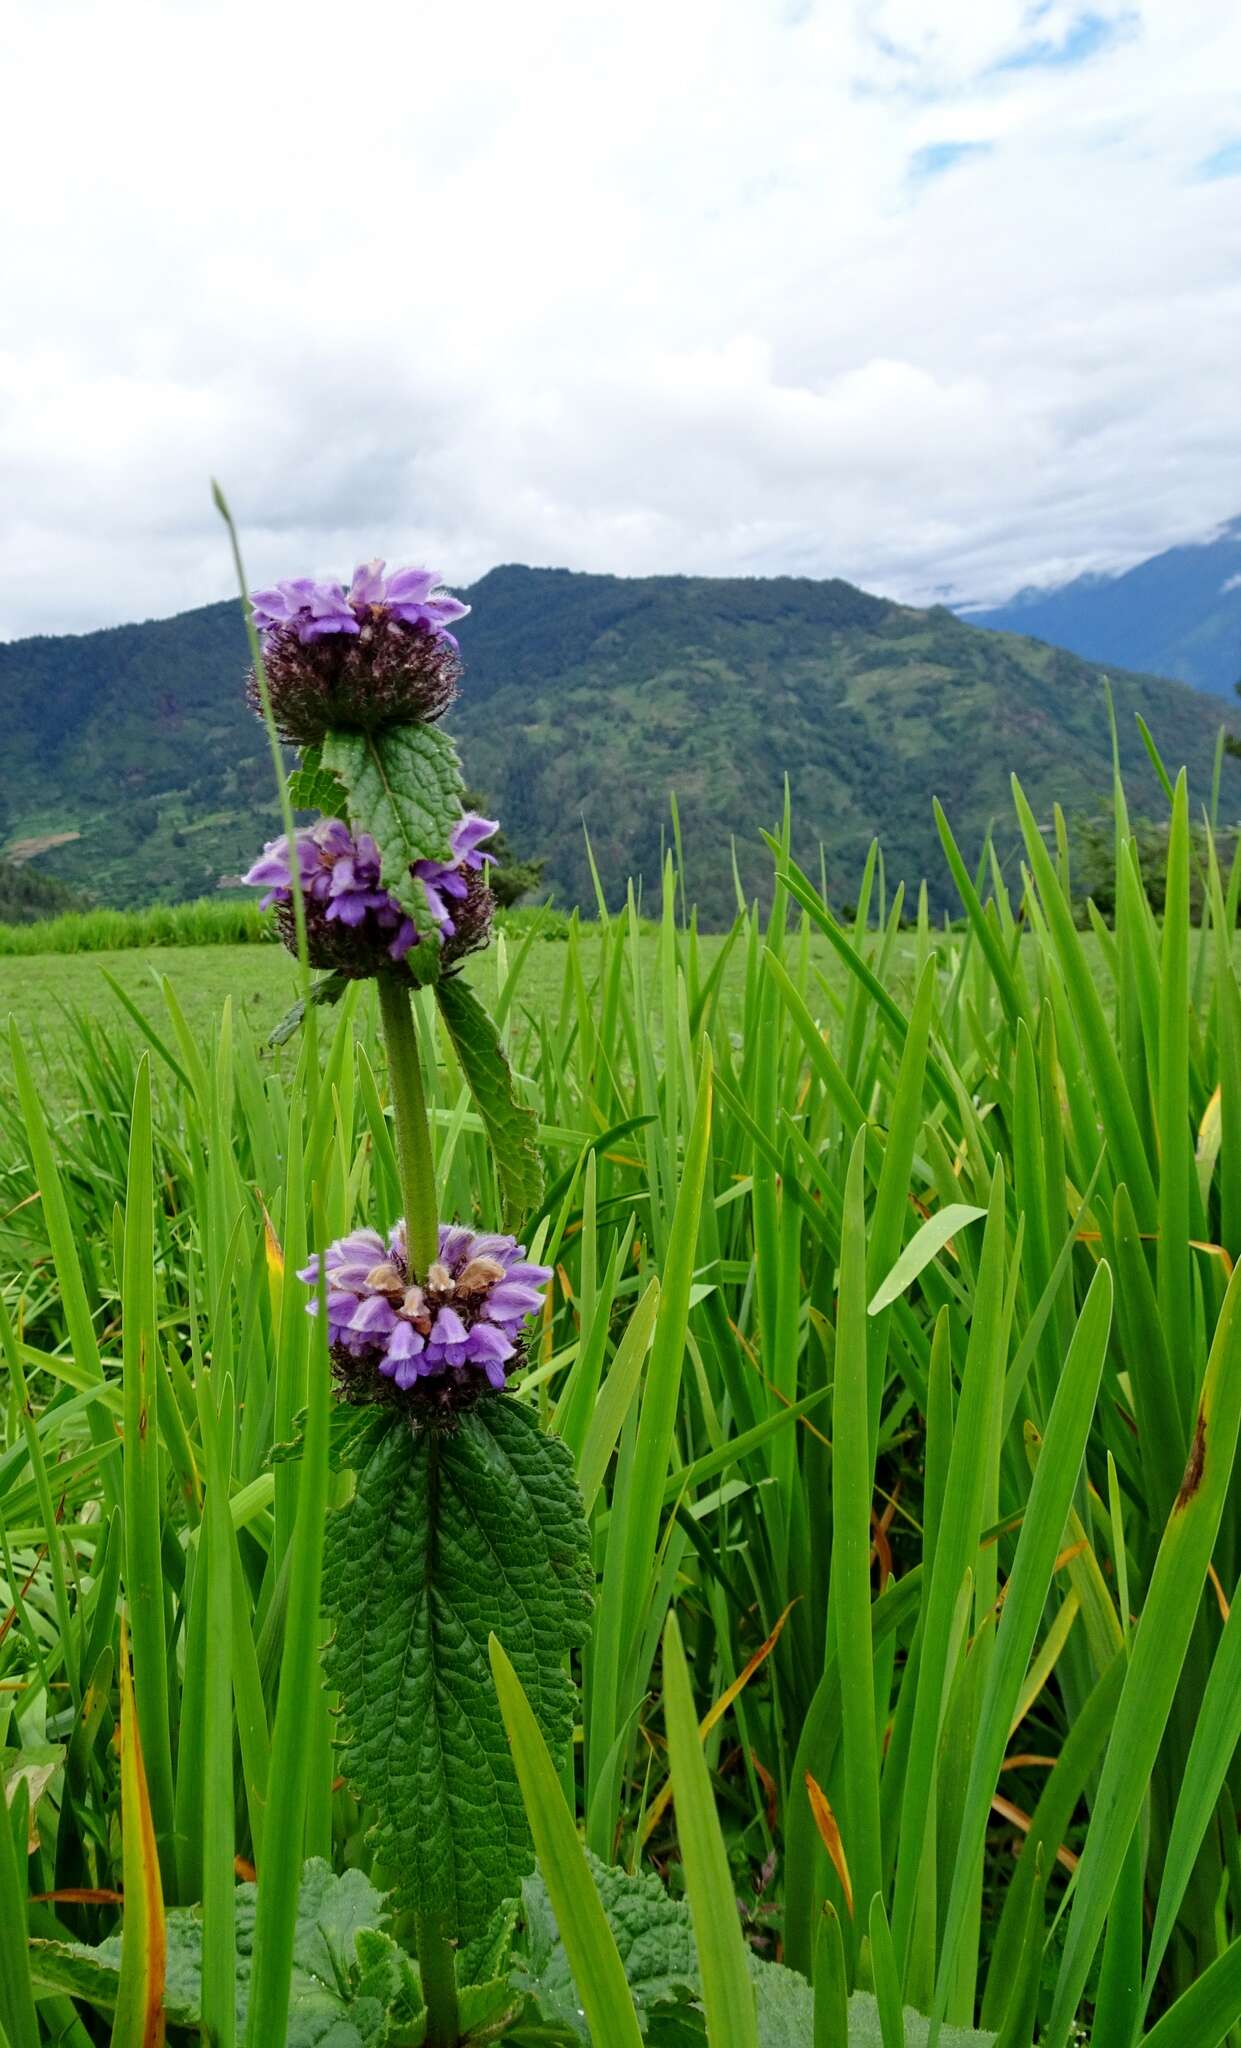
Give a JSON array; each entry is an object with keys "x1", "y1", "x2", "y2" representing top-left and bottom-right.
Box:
[
  {"x1": 1, "y1": 566, "x2": 1235, "y2": 923},
  {"x1": 969, "y1": 518, "x2": 1241, "y2": 700}
]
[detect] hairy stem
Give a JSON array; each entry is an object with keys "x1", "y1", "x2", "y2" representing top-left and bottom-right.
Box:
[
  {"x1": 415, "y1": 1911, "x2": 461, "y2": 2047},
  {"x1": 377, "y1": 975, "x2": 439, "y2": 1282}
]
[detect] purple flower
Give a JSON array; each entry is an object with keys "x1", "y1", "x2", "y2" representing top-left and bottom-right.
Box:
[
  {"x1": 244, "y1": 560, "x2": 469, "y2": 744},
  {"x1": 251, "y1": 561, "x2": 469, "y2": 650},
  {"x1": 250, "y1": 577, "x2": 360, "y2": 643},
  {"x1": 299, "y1": 1220, "x2": 551, "y2": 1410},
  {"x1": 243, "y1": 818, "x2": 419, "y2": 961},
  {"x1": 240, "y1": 811, "x2": 498, "y2": 980},
  {"x1": 413, "y1": 814, "x2": 498, "y2": 936}
]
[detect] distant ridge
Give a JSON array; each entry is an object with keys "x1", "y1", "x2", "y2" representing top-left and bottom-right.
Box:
[
  {"x1": 967, "y1": 517, "x2": 1241, "y2": 699},
  {"x1": 1, "y1": 565, "x2": 1235, "y2": 922}
]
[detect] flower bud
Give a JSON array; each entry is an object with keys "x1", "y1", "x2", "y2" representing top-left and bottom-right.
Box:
[
  {"x1": 299, "y1": 1221, "x2": 552, "y2": 1419},
  {"x1": 246, "y1": 561, "x2": 468, "y2": 744}
]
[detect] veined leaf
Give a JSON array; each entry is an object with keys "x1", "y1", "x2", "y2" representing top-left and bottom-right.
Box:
[
  {"x1": 322, "y1": 1399, "x2": 591, "y2": 1940},
  {"x1": 436, "y1": 973, "x2": 544, "y2": 1222},
  {"x1": 322, "y1": 722, "x2": 464, "y2": 941},
  {"x1": 30, "y1": 1860, "x2": 421, "y2": 2047},
  {"x1": 515, "y1": 1854, "x2": 996, "y2": 2047},
  {"x1": 287, "y1": 744, "x2": 348, "y2": 816}
]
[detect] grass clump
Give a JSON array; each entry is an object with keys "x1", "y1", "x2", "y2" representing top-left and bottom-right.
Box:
[{"x1": 1, "y1": 739, "x2": 1240, "y2": 2044}]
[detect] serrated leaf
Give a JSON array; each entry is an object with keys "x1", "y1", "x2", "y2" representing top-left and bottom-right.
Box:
[
  {"x1": 515, "y1": 1856, "x2": 698, "y2": 2031},
  {"x1": 322, "y1": 724, "x2": 464, "y2": 935},
  {"x1": 436, "y1": 974, "x2": 543, "y2": 1223},
  {"x1": 269, "y1": 971, "x2": 352, "y2": 1048},
  {"x1": 457, "y1": 1897, "x2": 520, "y2": 1992},
  {"x1": 288, "y1": 744, "x2": 350, "y2": 816},
  {"x1": 29, "y1": 1860, "x2": 401, "y2": 2047},
  {"x1": 322, "y1": 1401, "x2": 592, "y2": 1941},
  {"x1": 514, "y1": 1858, "x2": 997, "y2": 2047}
]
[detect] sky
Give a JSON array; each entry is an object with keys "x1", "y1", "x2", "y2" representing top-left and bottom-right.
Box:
[{"x1": 2, "y1": 0, "x2": 1240, "y2": 639}]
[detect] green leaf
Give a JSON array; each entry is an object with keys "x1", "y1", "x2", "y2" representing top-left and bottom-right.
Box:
[
  {"x1": 322, "y1": 723, "x2": 464, "y2": 941},
  {"x1": 322, "y1": 1400, "x2": 592, "y2": 1940},
  {"x1": 513, "y1": 1857, "x2": 996, "y2": 2047},
  {"x1": 1046, "y1": 1251, "x2": 1241, "y2": 2047},
  {"x1": 29, "y1": 1860, "x2": 404, "y2": 2047},
  {"x1": 288, "y1": 744, "x2": 349, "y2": 816},
  {"x1": 515, "y1": 1854, "x2": 697, "y2": 2034},
  {"x1": 662, "y1": 1609, "x2": 758, "y2": 2048},
  {"x1": 491, "y1": 1640, "x2": 644, "y2": 2047},
  {"x1": 867, "y1": 1204, "x2": 987, "y2": 1316},
  {"x1": 269, "y1": 971, "x2": 352, "y2": 1048},
  {"x1": 435, "y1": 973, "x2": 544, "y2": 1223}
]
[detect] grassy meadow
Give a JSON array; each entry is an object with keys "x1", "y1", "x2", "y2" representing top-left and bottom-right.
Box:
[{"x1": 1, "y1": 753, "x2": 1241, "y2": 2045}]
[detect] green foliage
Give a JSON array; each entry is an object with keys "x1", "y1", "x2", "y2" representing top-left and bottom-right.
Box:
[
  {"x1": 435, "y1": 973, "x2": 544, "y2": 1220},
  {"x1": 321, "y1": 1401, "x2": 592, "y2": 1940},
  {"x1": 3, "y1": 568, "x2": 1233, "y2": 920},
  {"x1": 29, "y1": 1860, "x2": 422, "y2": 2044},
  {"x1": 4, "y1": 735, "x2": 1241, "y2": 2045},
  {"x1": 287, "y1": 744, "x2": 350, "y2": 816},
  {"x1": 0, "y1": 895, "x2": 273, "y2": 955},
  {"x1": 1068, "y1": 803, "x2": 1241, "y2": 920},
  {"x1": 322, "y1": 723, "x2": 465, "y2": 946},
  {"x1": 0, "y1": 860, "x2": 82, "y2": 925},
  {"x1": 516, "y1": 1859, "x2": 997, "y2": 2046},
  {"x1": 461, "y1": 790, "x2": 546, "y2": 908}
]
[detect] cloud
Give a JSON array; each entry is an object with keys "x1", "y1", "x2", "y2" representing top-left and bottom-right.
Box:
[
  {"x1": 1, "y1": 0, "x2": 1239, "y2": 635},
  {"x1": 1196, "y1": 140, "x2": 1241, "y2": 179},
  {"x1": 908, "y1": 141, "x2": 996, "y2": 182}
]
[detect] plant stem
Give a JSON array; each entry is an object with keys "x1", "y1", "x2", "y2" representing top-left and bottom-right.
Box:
[
  {"x1": 377, "y1": 975, "x2": 440, "y2": 1281},
  {"x1": 415, "y1": 1911, "x2": 460, "y2": 2047}
]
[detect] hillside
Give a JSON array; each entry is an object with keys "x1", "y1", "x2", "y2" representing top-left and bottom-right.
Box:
[
  {"x1": 1, "y1": 566, "x2": 1235, "y2": 923},
  {"x1": 969, "y1": 517, "x2": 1241, "y2": 699},
  {"x1": 0, "y1": 860, "x2": 83, "y2": 925}
]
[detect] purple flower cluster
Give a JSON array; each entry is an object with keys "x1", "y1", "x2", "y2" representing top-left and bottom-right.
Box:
[
  {"x1": 243, "y1": 813, "x2": 497, "y2": 977},
  {"x1": 300, "y1": 1220, "x2": 551, "y2": 1406},
  {"x1": 251, "y1": 561, "x2": 469, "y2": 649},
  {"x1": 244, "y1": 816, "x2": 420, "y2": 961},
  {"x1": 246, "y1": 561, "x2": 468, "y2": 744}
]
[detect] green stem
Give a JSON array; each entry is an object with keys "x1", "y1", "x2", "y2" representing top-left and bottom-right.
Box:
[
  {"x1": 377, "y1": 975, "x2": 440, "y2": 1281},
  {"x1": 415, "y1": 1911, "x2": 461, "y2": 2047}
]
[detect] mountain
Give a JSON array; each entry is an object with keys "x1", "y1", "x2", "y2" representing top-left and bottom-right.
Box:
[
  {"x1": 1, "y1": 566, "x2": 1235, "y2": 925},
  {"x1": 968, "y1": 518, "x2": 1241, "y2": 699}
]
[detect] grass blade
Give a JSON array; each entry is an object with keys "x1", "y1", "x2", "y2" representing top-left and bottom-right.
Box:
[
  {"x1": 489, "y1": 1634, "x2": 644, "y2": 2047},
  {"x1": 662, "y1": 1609, "x2": 758, "y2": 2048}
]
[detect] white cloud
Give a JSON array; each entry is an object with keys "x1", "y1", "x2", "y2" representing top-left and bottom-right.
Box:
[{"x1": 1, "y1": 0, "x2": 1239, "y2": 634}]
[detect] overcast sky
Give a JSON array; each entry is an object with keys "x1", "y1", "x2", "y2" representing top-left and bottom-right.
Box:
[{"x1": 2, "y1": 0, "x2": 1239, "y2": 639}]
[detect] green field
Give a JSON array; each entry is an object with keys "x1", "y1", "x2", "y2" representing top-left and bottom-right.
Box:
[{"x1": 2, "y1": 777, "x2": 1240, "y2": 2048}]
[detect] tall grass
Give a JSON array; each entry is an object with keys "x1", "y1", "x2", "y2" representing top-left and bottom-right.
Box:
[
  {"x1": 0, "y1": 895, "x2": 273, "y2": 954},
  {"x1": 1, "y1": 740, "x2": 1240, "y2": 2043},
  {"x1": 0, "y1": 896, "x2": 577, "y2": 955}
]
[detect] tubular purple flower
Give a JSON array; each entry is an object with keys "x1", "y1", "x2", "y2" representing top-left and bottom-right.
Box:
[
  {"x1": 299, "y1": 1220, "x2": 552, "y2": 1415},
  {"x1": 412, "y1": 814, "x2": 498, "y2": 936},
  {"x1": 240, "y1": 811, "x2": 498, "y2": 978},
  {"x1": 242, "y1": 819, "x2": 419, "y2": 967},
  {"x1": 245, "y1": 558, "x2": 469, "y2": 743}
]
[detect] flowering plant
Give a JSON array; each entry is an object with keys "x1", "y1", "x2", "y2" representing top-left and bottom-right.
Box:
[{"x1": 235, "y1": 547, "x2": 587, "y2": 2043}]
